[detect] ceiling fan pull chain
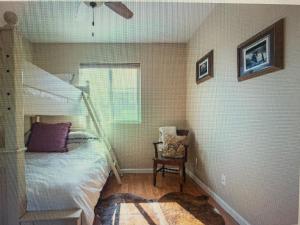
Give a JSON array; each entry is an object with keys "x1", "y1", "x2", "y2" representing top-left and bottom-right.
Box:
[
  {"x1": 92, "y1": 7, "x2": 95, "y2": 26},
  {"x1": 92, "y1": 6, "x2": 95, "y2": 37}
]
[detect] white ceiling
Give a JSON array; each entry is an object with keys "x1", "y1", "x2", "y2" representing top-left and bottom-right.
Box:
[
  {"x1": 1, "y1": 1, "x2": 215, "y2": 43},
  {"x1": 3, "y1": 0, "x2": 298, "y2": 43}
]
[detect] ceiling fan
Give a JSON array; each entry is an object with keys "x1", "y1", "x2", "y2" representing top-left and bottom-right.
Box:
[
  {"x1": 78, "y1": 1, "x2": 133, "y2": 20},
  {"x1": 77, "y1": 1, "x2": 133, "y2": 37}
]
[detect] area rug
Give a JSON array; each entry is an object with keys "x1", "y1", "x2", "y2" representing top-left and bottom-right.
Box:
[{"x1": 94, "y1": 192, "x2": 225, "y2": 225}]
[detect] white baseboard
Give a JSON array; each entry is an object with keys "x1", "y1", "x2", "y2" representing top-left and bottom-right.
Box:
[
  {"x1": 121, "y1": 168, "x2": 153, "y2": 174},
  {"x1": 186, "y1": 169, "x2": 251, "y2": 225}
]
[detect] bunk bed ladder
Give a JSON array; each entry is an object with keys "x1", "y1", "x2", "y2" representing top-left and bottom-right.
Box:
[{"x1": 82, "y1": 92, "x2": 123, "y2": 184}]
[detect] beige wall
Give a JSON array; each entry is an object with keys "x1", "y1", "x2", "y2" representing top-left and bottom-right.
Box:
[
  {"x1": 186, "y1": 4, "x2": 300, "y2": 225},
  {"x1": 32, "y1": 43, "x2": 187, "y2": 169}
]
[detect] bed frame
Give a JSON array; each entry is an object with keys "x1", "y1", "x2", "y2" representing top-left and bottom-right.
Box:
[{"x1": 0, "y1": 11, "x2": 121, "y2": 225}]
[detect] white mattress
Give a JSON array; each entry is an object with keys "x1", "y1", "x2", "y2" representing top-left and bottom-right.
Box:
[{"x1": 25, "y1": 140, "x2": 110, "y2": 225}]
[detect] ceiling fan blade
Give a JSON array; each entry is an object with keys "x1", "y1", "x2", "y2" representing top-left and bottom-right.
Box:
[{"x1": 104, "y1": 2, "x2": 133, "y2": 19}]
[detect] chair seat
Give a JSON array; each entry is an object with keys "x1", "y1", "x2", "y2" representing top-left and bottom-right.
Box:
[
  {"x1": 153, "y1": 156, "x2": 184, "y2": 161},
  {"x1": 153, "y1": 150, "x2": 185, "y2": 164}
]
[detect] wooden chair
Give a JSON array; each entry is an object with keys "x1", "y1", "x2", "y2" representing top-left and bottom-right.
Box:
[{"x1": 152, "y1": 129, "x2": 189, "y2": 192}]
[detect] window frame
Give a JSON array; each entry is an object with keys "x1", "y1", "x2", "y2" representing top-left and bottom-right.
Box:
[{"x1": 80, "y1": 63, "x2": 141, "y2": 124}]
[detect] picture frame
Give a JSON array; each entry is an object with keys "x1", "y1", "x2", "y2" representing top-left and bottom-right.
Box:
[
  {"x1": 237, "y1": 18, "x2": 284, "y2": 81},
  {"x1": 196, "y1": 50, "x2": 214, "y2": 84}
]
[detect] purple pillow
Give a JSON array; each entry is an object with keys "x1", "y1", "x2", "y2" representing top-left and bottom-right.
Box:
[{"x1": 27, "y1": 122, "x2": 71, "y2": 152}]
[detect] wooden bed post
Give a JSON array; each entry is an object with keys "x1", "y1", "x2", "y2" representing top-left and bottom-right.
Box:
[{"x1": 0, "y1": 11, "x2": 27, "y2": 225}]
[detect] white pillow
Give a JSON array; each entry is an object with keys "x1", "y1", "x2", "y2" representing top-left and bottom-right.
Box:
[{"x1": 67, "y1": 131, "x2": 98, "y2": 144}]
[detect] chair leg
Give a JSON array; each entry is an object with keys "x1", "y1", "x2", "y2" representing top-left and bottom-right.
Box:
[
  {"x1": 179, "y1": 162, "x2": 184, "y2": 192},
  {"x1": 162, "y1": 165, "x2": 165, "y2": 177},
  {"x1": 153, "y1": 160, "x2": 157, "y2": 186},
  {"x1": 183, "y1": 164, "x2": 186, "y2": 182}
]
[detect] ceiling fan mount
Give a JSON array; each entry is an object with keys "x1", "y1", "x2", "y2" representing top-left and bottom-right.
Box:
[
  {"x1": 85, "y1": 1, "x2": 103, "y2": 8},
  {"x1": 89, "y1": 2, "x2": 97, "y2": 8}
]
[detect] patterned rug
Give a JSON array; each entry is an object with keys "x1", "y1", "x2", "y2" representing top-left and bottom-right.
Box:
[{"x1": 94, "y1": 192, "x2": 225, "y2": 225}]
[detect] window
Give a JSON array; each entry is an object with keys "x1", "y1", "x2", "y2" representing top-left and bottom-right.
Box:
[{"x1": 79, "y1": 64, "x2": 141, "y2": 124}]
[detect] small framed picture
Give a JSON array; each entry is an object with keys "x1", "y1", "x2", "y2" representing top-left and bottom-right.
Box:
[
  {"x1": 196, "y1": 50, "x2": 214, "y2": 84},
  {"x1": 237, "y1": 18, "x2": 284, "y2": 81}
]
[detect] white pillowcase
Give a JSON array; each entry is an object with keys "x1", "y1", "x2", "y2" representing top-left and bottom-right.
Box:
[{"x1": 67, "y1": 131, "x2": 98, "y2": 144}]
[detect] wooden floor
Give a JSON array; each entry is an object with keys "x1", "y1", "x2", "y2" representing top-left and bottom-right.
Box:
[{"x1": 101, "y1": 173, "x2": 239, "y2": 225}]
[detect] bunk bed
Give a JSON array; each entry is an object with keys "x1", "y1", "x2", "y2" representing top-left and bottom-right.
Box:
[
  {"x1": 0, "y1": 11, "x2": 121, "y2": 225},
  {"x1": 22, "y1": 61, "x2": 111, "y2": 225}
]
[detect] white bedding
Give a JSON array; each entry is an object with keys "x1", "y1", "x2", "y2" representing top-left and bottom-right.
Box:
[{"x1": 25, "y1": 140, "x2": 110, "y2": 225}]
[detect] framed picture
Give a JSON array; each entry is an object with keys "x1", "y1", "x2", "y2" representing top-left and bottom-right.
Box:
[
  {"x1": 196, "y1": 50, "x2": 214, "y2": 84},
  {"x1": 237, "y1": 18, "x2": 284, "y2": 81}
]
